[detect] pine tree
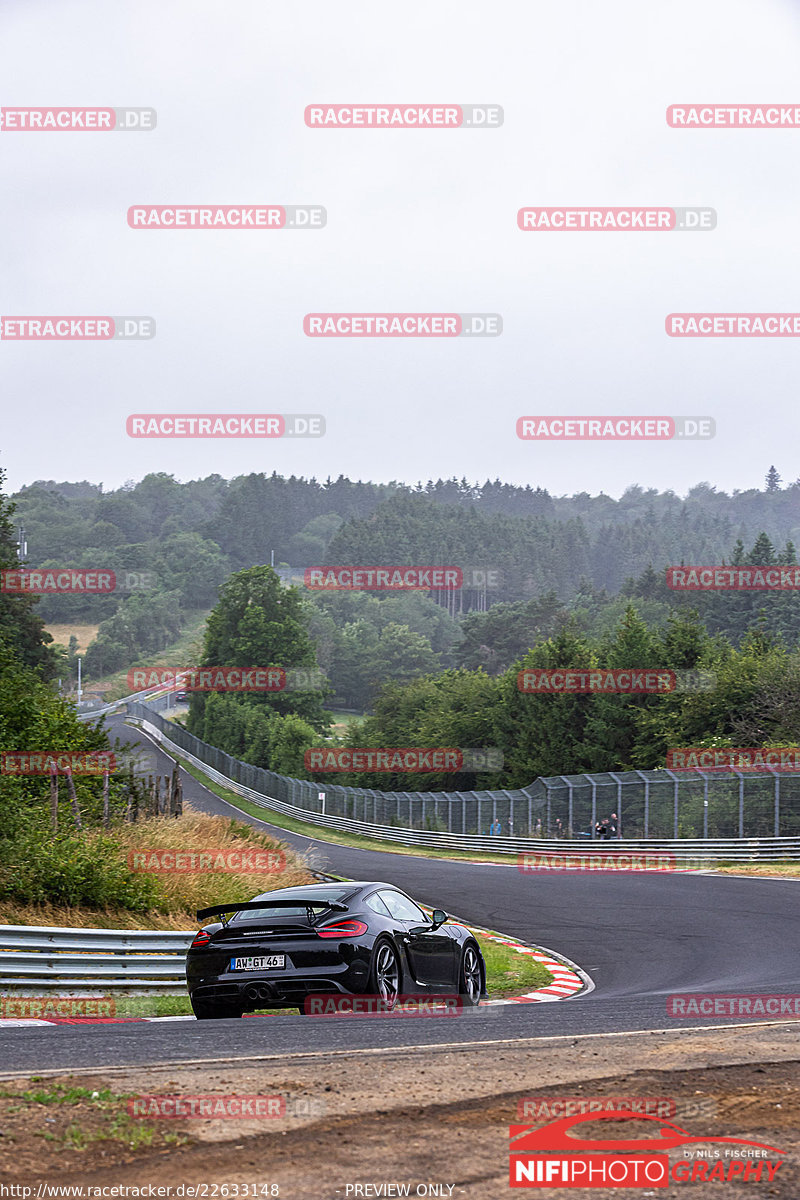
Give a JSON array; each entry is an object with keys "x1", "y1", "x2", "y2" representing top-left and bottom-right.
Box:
[{"x1": 765, "y1": 466, "x2": 782, "y2": 493}]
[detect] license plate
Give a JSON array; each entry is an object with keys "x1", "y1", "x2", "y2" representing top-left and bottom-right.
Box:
[{"x1": 229, "y1": 954, "x2": 285, "y2": 971}]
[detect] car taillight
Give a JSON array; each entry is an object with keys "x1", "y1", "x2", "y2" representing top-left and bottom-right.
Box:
[
  {"x1": 191, "y1": 930, "x2": 212, "y2": 948},
  {"x1": 316, "y1": 920, "x2": 368, "y2": 938}
]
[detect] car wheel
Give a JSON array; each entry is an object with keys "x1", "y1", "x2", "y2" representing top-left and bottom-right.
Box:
[
  {"x1": 369, "y1": 939, "x2": 400, "y2": 1009},
  {"x1": 459, "y1": 943, "x2": 482, "y2": 1007},
  {"x1": 190, "y1": 997, "x2": 243, "y2": 1020}
]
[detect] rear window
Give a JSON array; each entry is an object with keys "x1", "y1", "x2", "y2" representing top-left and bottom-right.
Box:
[{"x1": 230, "y1": 888, "x2": 352, "y2": 923}]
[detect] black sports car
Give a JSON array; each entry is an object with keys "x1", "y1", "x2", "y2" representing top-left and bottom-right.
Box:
[{"x1": 186, "y1": 880, "x2": 487, "y2": 1018}]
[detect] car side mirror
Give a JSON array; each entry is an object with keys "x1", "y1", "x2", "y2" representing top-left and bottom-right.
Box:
[{"x1": 430, "y1": 909, "x2": 448, "y2": 930}]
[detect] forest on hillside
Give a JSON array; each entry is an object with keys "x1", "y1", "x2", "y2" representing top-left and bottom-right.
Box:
[{"x1": 9, "y1": 468, "x2": 800, "y2": 703}]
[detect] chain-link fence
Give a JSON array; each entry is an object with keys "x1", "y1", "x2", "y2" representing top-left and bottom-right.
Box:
[{"x1": 128, "y1": 702, "x2": 800, "y2": 840}]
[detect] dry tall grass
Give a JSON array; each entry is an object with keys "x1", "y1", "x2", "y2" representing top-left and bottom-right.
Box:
[{"x1": 0, "y1": 808, "x2": 318, "y2": 930}]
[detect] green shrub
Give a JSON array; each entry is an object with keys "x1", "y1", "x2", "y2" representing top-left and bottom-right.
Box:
[{"x1": 0, "y1": 829, "x2": 164, "y2": 911}]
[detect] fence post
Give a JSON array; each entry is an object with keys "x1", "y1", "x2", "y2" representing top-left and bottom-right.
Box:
[
  {"x1": 49, "y1": 764, "x2": 58, "y2": 831},
  {"x1": 65, "y1": 768, "x2": 82, "y2": 830},
  {"x1": 557, "y1": 777, "x2": 573, "y2": 837},
  {"x1": 644, "y1": 779, "x2": 650, "y2": 838},
  {"x1": 774, "y1": 770, "x2": 780, "y2": 836},
  {"x1": 674, "y1": 780, "x2": 679, "y2": 838},
  {"x1": 606, "y1": 772, "x2": 623, "y2": 839},
  {"x1": 102, "y1": 770, "x2": 110, "y2": 828}
]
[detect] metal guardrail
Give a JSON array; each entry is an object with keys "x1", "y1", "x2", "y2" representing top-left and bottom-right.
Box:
[
  {"x1": 130, "y1": 714, "x2": 800, "y2": 860},
  {"x1": 0, "y1": 925, "x2": 194, "y2": 992}
]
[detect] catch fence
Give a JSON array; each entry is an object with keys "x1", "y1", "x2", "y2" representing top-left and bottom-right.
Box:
[{"x1": 127, "y1": 703, "x2": 800, "y2": 841}]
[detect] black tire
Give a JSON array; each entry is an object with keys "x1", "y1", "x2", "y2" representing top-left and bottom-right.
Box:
[
  {"x1": 458, "y1": 943, "x2": 483, "y2": 1007},
  {"x1": 368, "y1": 938, "x2": 400, "y2": 1010},
  {"x1": 190, "y1": 996, "x2": 243, "y2": 1020}
]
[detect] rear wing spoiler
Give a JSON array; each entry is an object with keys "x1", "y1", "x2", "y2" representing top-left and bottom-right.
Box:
[{"x1": 196, "y1": 898, "x2": 348, "y2": 922}]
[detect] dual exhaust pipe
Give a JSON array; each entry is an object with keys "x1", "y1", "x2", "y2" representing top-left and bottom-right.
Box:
[{"x1": 244, "y1": 984, "x2": 274, "y2": 1002}]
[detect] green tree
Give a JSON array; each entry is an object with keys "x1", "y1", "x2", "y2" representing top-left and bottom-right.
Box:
[
  {"x1": 268, "y1": 713, "x2": 319, "y2": 775},
  {"x1": 0, "y1": 467, "x2": 57, "y2": 677},
  {"x1": 765, "y1": 465, "x2": 782, "y2": 493},
  {"x1": 187, "y1": 566, "x2": 330, "y2": 745}
]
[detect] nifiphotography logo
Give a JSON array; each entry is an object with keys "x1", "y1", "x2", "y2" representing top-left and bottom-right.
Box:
[{"x1": 508, "y1": 1112, "x2": 785, "y2": 1187}]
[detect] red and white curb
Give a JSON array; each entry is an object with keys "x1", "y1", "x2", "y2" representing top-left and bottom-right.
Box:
[
  {"x1": 479, "y1": 936, "x2": 587, "y2": 1004},
  {"x1": 456, "y1": 922, "x2": 590, "y2": 1005}
]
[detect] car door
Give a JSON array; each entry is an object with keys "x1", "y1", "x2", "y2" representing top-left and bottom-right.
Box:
[{"x1": 378, "y1": 889, "x2": 456, "y2": 988}]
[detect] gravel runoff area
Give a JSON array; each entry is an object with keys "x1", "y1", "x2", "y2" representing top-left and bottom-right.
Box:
[{"x1": 0, "y1": 1023, "x2": 798, "y2": 1198}]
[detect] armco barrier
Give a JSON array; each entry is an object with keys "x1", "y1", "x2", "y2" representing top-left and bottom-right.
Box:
[
  {"x1": 0, "y1": 926, "x2": 193, "y2": 993},
  {"x1": 127, "y1": 710, "x2": 800, "y2": 860}
]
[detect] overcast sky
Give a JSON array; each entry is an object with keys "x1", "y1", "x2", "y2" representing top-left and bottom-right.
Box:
[{"x1": 2, "y1": 0, "x2": 799, "y2": 500}]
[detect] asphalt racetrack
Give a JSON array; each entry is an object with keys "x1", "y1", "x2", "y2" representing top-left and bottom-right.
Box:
[{"x1": 2, "y1": 713, "x2": 799, "y2": 1075}]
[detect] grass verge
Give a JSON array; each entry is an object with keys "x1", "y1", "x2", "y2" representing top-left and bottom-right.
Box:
[
  {"x1": 709, "y1": 861, "x2": 800, "y2": 877},
  {"x1": 0, "y1": 810, "x2": 316, "y2": 928},
  {"x1": 0, "y1": 1080, "x2": 191, "y2": 1165}
]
